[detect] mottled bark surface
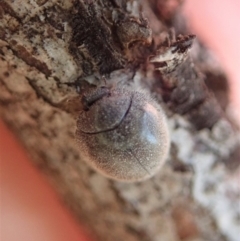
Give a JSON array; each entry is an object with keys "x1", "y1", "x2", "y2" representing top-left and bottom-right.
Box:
[{"x1": 0, "y1": 1, "x2": 239, "y2": 241}]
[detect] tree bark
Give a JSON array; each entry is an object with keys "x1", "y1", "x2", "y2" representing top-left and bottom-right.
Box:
[{"x1": 0, "y1": 1, "x2": 239, "y2": 241}]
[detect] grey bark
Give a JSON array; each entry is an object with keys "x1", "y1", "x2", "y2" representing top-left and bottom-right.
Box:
[{"x1": 0, "y1": 1, "x2": 239, "y2": 241}]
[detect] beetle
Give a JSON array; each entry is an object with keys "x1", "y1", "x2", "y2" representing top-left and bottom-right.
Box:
[{"x1": 75, "y1": 86, "x2": 170, "y2": 182}]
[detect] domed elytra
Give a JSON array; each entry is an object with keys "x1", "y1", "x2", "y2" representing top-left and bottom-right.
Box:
[{"x1": 76, "y1": 87, "x2": 170, "y2": 182}]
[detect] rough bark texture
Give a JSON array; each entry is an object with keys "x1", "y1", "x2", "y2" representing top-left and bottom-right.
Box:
[{"x1": 0, "y1": 1, "x2": 239, "y2": 241}]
